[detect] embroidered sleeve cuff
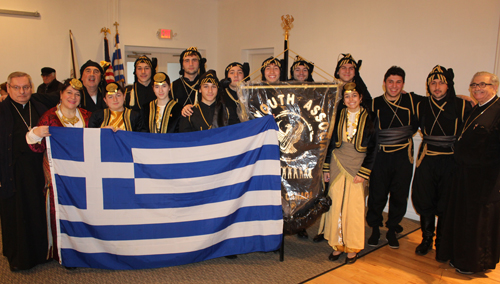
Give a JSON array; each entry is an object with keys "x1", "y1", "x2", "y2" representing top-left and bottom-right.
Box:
[
  {"x1": 357, "y1": 167, "x2": 371, "y2": 180},
  {"x1": 323, "y1": 162, "x2": 330, "y2": 172}
]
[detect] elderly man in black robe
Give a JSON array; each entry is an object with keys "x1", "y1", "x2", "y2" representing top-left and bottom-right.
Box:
[
  {"x1": 437, "y1": 71, "x2": 500, "y2": 274},
  {"x1": 0, "y1": 72, "x2": 48, "y2": 271}
]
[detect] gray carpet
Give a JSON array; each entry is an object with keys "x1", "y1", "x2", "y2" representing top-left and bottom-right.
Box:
[{"x1": 0, "y1": 216, "x2": 419, "y2": 284}]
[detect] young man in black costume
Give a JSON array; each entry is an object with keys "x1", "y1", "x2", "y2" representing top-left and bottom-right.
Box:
[
  {"x1": 124, "y1": 55, "x2": 157, "y2": 112},
  {"x1": 412, "y1": 65, "x2": 472, "y2": 257},
  {"x1": 365, "y1": 66, "x2": 421, "y2": 249}
]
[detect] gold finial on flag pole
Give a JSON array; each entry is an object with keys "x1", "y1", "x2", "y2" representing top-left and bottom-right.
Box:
[
  {"x1": 281, "y1": 15, "x2": 294, "y2": 41},
  {"x1": 113, "y1": 22, "x2": 120, "y2": 35},
  {"x1": 100, "y1": 27, "x2": 111, "y2": 38}
]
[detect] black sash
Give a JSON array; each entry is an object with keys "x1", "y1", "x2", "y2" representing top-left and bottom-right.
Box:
[
  {"x1": 378, "y1": 125, "x2": 413, "y2": 145},
  {"x1": 423, "y1": 135, "x2": 456, "y2": 148}
]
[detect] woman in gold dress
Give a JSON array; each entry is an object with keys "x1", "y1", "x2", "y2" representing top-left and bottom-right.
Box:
[{"x1": 317, "y1": 82, "x2": 377, "y2": 264}]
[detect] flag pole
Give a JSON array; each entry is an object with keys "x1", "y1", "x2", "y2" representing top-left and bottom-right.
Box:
[
  {"x1": 69, "y1": 30, "x2": 79, "y2": 79},
  {"x1": 101, "y1": 27, "x2": 111, "y2": 62},
  {"x1": 279, "y1": 15, "x2": 293, "y2": 261},
  {"x1": 280, "y1": 15, "x2": 294, "y2": 81}
]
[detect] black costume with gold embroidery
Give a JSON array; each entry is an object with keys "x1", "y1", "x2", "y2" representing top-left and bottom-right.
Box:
[
  {"x1": 323, "y1": 107, "x2": 377, "y2": 179},
  {"x1": 88, "y1": 108, "x2": 145, "y2": 131},
  {"x1": 171, "y1": 76, "x2": 200, "y2": 107},
  {"x1": 141, "y1": 99, "x2": 182, "y2": 133},
  {"x1": 366, "y1": 92, "x2": 422, "y2": 230},
  {"x1": 222, "y1": 88, "x2": 241, "y2": 125},
  {"x1": 125, "y1": 82, "x2": 156, "y2": 112},
  {"x1": 412, "y1": 94, "x2": 471, "y2": 256},
  {"x1": 411, "y1": 65, "x2": 473, "y2": 257},
  {"x1": 413, "y1": 96, "x2": 471, "y2": 215},
  {"x1": 179, "y1": 102, "x2": 229, "y2": 132}
]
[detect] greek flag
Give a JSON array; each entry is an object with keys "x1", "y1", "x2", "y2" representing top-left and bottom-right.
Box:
[
  {"x1": 46, "y1": 116, "x2": 282, "y2": 270},
  {"x1": 112, "y1": 33, "x2": 126, "y2": 84}
]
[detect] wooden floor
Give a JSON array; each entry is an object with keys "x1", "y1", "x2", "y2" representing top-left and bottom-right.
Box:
[{"x1": 306, "y1": 230, "x2": 500, "y2": 284}]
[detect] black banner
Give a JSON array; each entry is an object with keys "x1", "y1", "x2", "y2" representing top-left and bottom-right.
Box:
[{"x1": 239, "y1": 82, "x2": 339, "y2": 233}]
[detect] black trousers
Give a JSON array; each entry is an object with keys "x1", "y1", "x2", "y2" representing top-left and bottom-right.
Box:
[
  {"x1": 412, "y1": 154, "x2": 456, "y2": 217},
  {"x1": 366, "y1": 149, "x2": 413, "y2": 229}
]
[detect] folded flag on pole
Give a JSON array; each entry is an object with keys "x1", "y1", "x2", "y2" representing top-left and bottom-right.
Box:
[
  {"x1": 112, "y1": 33, "x2": 126, "y2": 84},
  {"x1": 46, "y1": 116, "x2": 282, "y2": 270}
]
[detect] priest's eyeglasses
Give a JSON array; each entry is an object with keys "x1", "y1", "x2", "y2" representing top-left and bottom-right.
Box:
[
  {"x1": 469, "y1": 82, "x2": 493, "y2": 89},
  {"x1": 9, "y1": 85, "x2": 31, "y2": 91}
]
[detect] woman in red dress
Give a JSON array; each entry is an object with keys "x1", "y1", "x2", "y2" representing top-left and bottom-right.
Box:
[{"x1": 26, "y1": 78, "x2": 91, "y2": 262}]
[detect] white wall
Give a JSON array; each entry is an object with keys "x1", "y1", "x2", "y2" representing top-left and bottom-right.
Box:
[
  {"x1": 2, "y1": 0, "x2": 499, "y2": 93},
  {"x1": 0, "y1": 0, "x2": 218, "y2": 87},
  {"x1": 217, "y1": 0, "x2": 500, "y2": 98}
]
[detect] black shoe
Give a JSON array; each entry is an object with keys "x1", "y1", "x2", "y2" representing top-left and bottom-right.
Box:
[
  {"x1": 415, "y1": 237, "x2": 433, "y2": 256},
  {"x1": 297, "y1": 229, "x2": 308, "y2": 239},
  {"x1": 64, "y1": 266, "x2": 77, "y2": 270},
  {"x1": 225, "y1": 255, "x2": 238, "y2": 259},
  {"x1": 386, "y1": 230, "x2": 399, "y2": 249},
  {"x1": 345, "y1": 254, "x2": 358, "y2": 264},
  {"x1": 313, "y1": 234, "x2": 325, "y2": 242},
  {"x1": 9, "y1": 265, "x2": 21, "y2": 272},
  {"x1": 367, "y1": 227, "x2": 380, "y2": 247},
  {"x1": 328, "y1": 252, "x2": 342, "y2": 261},
  {"x1": 455, "y1": 268, "x2": 474, "y2": 275}
]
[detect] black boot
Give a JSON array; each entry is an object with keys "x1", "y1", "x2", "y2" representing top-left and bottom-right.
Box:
[
  {"x1": 367, "y1": 226, "x2": 380, "y2": 247},
  {"x1": 386, "y1": 229, "x2": 399, "y2": 249},
  {"x1": 415, "y1": 215, "x2": 435, "y2": 256}
]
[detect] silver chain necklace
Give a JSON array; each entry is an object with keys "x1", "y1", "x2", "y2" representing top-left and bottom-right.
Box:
[{"x1": 11, "y1": 101, "x2": 32, "y2": 131}]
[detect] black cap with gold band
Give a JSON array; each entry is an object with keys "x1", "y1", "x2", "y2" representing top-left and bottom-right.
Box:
[
  {"x1": 426, "y1": 65, "x2": 455, "y2": 99},
  {"x1": 260, "y1": 57, "x2": 281, "y2": 81},
  {"x1": 290, "y1": 55, "x2": 314, "y2": 82},
  {"x1": 134, "y1": 55, "x2": 157, "y2": 82},
  {"x1": 199, "y1": 70, "x2": 219, "y2": 88},
  {"x1": 224, "y1": 62, "x2": 250, "y2": 82},
  {"x1": 179, "y1": 46, "x2": 207, "y2": 76}
]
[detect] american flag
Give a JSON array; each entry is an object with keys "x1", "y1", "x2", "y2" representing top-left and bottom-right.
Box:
[
  {"x1": 46, "y1": 116, "x2": 283, "y2": 270},
  {"x1": 112, "y1": 33, "x2": 126, "y2": 85}
]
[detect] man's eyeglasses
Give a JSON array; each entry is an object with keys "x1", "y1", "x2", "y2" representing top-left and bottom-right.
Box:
[
  {"x1": 9, "y1": 85, "x2": 31, "y2": 91},
  {"x1": 469, "y1": 82, "x2": 493, "y2": 89}
]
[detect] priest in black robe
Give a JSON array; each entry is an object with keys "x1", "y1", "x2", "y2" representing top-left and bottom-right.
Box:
[
  {"x1": 0, "y1": 72, "x2": 48, "y2": 271},
  {"x1": 437, "y1": 71, "x2": 500, "y2": 274}
]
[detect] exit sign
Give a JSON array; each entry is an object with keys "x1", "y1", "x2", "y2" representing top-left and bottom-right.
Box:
[{"x1": 160, "y1": 29, "x2": 171, "y2": 39}]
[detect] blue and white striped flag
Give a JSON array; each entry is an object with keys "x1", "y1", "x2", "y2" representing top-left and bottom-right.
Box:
[
  {"x1": 46, "y1": 116, "x2": 282, "y2": 270},
  {"x1": 112, "y1": 33, "x2": 126, "y2": 84}
]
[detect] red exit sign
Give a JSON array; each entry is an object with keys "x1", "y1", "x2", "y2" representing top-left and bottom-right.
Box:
[{"x1": 160, "y1": 29, "x2": 171, "y2": 39}]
